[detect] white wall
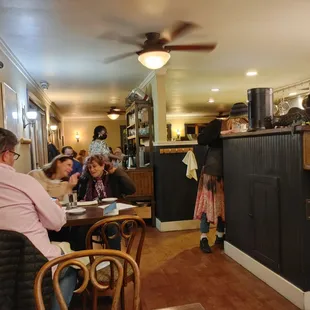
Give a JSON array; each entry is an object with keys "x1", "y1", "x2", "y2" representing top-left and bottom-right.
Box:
[{"x1": 0, "y1": 41, "x2": 54, "y2": 173}]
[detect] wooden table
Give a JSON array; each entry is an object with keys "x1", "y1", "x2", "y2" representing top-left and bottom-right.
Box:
[
  {"x1": 64, "y1": 206, "x2": 136, "y2": 227},
  {"x1": 154, "y1": 303, "x2": 205, "y2": 310}
]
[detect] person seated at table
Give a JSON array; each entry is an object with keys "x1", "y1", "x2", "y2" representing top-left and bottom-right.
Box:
[
  {"x1": 112, "y1": 147, "x2": 125, "y2": 169},
  {"x1": 28, "y1": 154, "x2": 80, "y2": 200},
  {"x1": 0, "y1": 128, "x2": 76, "y2": 310},
  {"x1": 77, "y1": 154, "x2": 136, "y2": 201},
  {"x1": 76, "y1": 149, "x2": 87, "y2": 165},
  {"x1": 62, "y1": 146, "x2": 83, "y2": 176},
  {"x1": 71, "y1": 155, "x2": 136, "y2": 251}
]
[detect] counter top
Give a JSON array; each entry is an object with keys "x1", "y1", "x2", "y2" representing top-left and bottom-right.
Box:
[{"x1": 222, "y1": 125, "x2": 310, "y2": 139}]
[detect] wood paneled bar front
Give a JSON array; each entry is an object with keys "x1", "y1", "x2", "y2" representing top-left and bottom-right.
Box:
[
  {"x1": 222, "y1": 126, "x2": 310, "y2": 309},
  {"x1": 152, "y1": 141, "x2": 206, "y2": 232}
]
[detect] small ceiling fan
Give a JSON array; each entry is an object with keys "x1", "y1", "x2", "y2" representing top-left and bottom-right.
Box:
[
  {"x1": 102, "y1": 21, "x2": 217, "y2": 70},
  {"x1": 106, "y1": 106, "x2": 125, "y2": 120}
]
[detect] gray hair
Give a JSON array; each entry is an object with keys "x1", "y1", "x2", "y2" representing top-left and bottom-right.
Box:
[{"x1": 0, "y1": 128, "x2": 18, "y2": 153}]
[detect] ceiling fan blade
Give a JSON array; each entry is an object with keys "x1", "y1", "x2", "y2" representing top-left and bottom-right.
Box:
[
  {"x1": 104, "y1": 51, "x2": 140, "y2": 64},
  {"x1": 165, "y1": 44, "x2": 217, "y2": 52},
  {"x1": 160, "y1": 21, "x2": 198, "y2": 44},
  {"x1": 98, "y1": 32, "x2": 144, "y2": 47}
]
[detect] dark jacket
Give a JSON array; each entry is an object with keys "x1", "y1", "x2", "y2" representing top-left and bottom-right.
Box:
[
  {"x1": 0, "y1": 230, "x2": 52, "y2": 310},
  {"x1": 47, "y1": 143, "x2": 59, "y2": 163},
  {"x1": 77, "y1": 168, "x2": 136, "y2": 201},
  {"x1": 71, "y1": 159, "x2": 83, "y2": 176},
  {"x1": 197, "y1": 119, "x2": 223, "y2": 177}
]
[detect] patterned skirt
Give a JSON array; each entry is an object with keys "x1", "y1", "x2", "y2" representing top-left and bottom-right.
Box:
[{"x1": 193, "y1": 170, "x2": 225, "y2": 225}]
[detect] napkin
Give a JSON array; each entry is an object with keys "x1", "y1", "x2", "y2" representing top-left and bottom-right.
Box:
[{"x1": 182, "y1": 150, "x2": 198, "y2": 181}]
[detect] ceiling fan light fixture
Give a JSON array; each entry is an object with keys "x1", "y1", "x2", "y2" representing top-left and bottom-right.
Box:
[
  {"x1": 107, "y1": 112, "x2": 120, "y2": 120},
  {"x1": 138, "y1": 51, "x2": 171, "y2": 70}
]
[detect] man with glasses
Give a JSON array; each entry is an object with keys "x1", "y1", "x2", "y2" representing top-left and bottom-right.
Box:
[{"x1": 0, "y1": 128, "x2": 76, "y2": 309}]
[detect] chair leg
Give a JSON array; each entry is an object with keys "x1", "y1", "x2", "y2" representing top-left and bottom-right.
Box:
[
  {"x1": 120, "y1": 285, "x2": 125, "y2": 310},
  {"x1": 82, "y1": 291, "x2": 87, "y2": 310},
  {"x1": 92, "y1": 287, "x2": 98, "y2": 310}
]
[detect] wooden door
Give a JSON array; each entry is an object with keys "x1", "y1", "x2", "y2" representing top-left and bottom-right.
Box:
[{"x1": 249, "y1": 175, "x2": 281, "y2": 271}]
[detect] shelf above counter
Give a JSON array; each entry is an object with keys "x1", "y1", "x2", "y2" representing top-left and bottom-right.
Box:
[
  {"x1": 127, "y1": 134, "x2": 150, "y2": 140},
  {"x1": 127, "y1": 124, "x2": 135, "y2": 129}
]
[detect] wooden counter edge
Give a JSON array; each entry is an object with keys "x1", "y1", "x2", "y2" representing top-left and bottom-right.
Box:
[{"x1": 222, "y1": 125, "x2": 310, "y2": 139}]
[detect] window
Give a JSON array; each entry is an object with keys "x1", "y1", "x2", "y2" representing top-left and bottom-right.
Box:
[
  {"x1": 184, "y1": 123, "x2": 208, "y2": 136},
  {"x1": 28, "y1": 99, "x2": 48, "y2": 169}
]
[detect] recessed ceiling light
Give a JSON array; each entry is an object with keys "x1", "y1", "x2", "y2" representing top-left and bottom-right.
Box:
[
  {"x1": 246, "y1": 71, "x2": 258, "y2": 76},
  {"x1": 289, "y1": 92, "x2": 297, "y2": 96},
  {"x1": 209, "y1": 98, "x2": 215, "y2": 103},
  {"x1": 211, "y1": 88, "x2": 219, "y2": 92}
]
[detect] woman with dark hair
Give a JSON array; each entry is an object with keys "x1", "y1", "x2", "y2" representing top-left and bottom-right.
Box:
[
  {"x1": 88, "y1": 125, "x2": 122, "y2": 161},
  {"x1": 28, "y1": 155, "x2": 79, "y2": 200},
  {"x1": 89, "y1": 125, "x2": 110, "y2": 156}
]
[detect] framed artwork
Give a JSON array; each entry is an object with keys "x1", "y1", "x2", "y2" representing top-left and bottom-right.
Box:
[{"x1": 0, "y1": 83, "x2": 18, "y2": 137}]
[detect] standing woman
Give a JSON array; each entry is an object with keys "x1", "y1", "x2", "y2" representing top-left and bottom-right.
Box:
[
  {"x1": 89, "y1": 125, "x2": 121, "y2": 161},
  {"x1": 194, "y1": 102, "x2": 248, "y2": 253}
]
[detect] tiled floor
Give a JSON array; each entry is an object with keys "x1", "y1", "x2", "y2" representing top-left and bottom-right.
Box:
[{"x1": 71, "y1": 226, "x2": 297, "y2": 310}]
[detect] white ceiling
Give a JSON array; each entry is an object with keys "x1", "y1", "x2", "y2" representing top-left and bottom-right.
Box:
[{"x1": 1, "y1": 0, "x2": 310, "y2": 118}]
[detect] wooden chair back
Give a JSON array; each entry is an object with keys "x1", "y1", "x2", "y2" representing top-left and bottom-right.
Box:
[
  {"x1": 34, "y1": 249, "x2": 140, "y2": 310},
  {"x1": 86, "y1": 215, "x2": 146, "y2": 267}
]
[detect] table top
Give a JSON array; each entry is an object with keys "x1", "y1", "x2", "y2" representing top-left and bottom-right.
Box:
[
  {"x1": 154, "y1": 303, "x2": 205, "y2": 310},
  {"x1": 64, "y1": 204, "x2": 136, "y2": 227}
]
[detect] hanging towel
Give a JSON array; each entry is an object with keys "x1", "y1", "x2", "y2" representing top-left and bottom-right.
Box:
[{"x1": 182, "y1": 150, "x2": 198, "y2": 181}]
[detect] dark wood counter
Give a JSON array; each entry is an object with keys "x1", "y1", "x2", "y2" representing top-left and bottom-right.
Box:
[
  {"x1": 153, "y1": 143, "x2": 205, "y2": 225},
  {"x1": 222, "y1": 125, "x2": 310, "y2": 139},
  {"x1": 223, "y1": 126, "x2": 310, "y2": 291}
]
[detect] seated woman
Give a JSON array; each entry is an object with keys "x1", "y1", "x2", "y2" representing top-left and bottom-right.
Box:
[
  {"x1": 29, "y1": 155, "x2": 80, "y2": 244},
  {"x1": 112, "y1": 147, "x2": 125, "y2": 169},
  {"x1": 71, "y1": 154, "x2": 136, "y2": 251},
  {"x1": 28, "y1": 154, "x2": 79, "y2": 200},
  {"x1": 77, "y1": 154, "x2": 135, "y2": 201}
]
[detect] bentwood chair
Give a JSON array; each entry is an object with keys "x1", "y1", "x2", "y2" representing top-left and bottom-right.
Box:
[
  {"x1": 34, "y1": 249, "x2": 140, "y2": 310},
  {"x1": 84, "y1": 215, "x2": 146, "y2": 310}
]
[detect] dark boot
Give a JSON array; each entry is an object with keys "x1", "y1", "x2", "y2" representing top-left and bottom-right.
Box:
[
  {"x1": 215, "y1": 235, "x2": 225, "y2": 245},
  {"x1": 200, "y1": 237, "x2": 212, "y2": 253}
]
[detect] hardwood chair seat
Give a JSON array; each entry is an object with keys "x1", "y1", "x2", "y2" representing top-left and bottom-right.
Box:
[{"x1": 79, "y1": 257, "x2": 134, "y2": 283}]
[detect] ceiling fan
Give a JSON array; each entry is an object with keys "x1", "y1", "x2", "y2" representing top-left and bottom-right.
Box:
[
  {"x1": 106, "y1": 106, "x2": 125, "y2": 120},
  {"x1": 102, "y1": 21, "x2": 217, "y2": 70}
]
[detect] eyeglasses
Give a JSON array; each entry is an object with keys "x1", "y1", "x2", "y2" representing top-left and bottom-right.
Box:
[{"x1": 1, "y1": 150, "x2": 20, "y2": 160}]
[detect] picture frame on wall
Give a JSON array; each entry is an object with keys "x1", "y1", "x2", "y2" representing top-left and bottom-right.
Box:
[{"x1": 0, "y1": 83, "x2": 19, "y2": 137}]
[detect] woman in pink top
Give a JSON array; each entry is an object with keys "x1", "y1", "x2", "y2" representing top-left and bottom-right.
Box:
[{"x1": 0, "y1": 128, "x2": 76, "y2": 310}]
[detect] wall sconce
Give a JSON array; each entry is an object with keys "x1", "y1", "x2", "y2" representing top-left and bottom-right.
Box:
[
  {"x1": 48, "y1": 124, "x2": 58, "y2": 137},
  {"x1": 22, "y1": 107, "x2": 38, "y2": 129},
  {"x1": 75, "y1": 132, "x2": 80, "y2": 142},
  {"x1": 176, "y1": 129, "x2": 181, "y2": 140},
  {"x1": 50, "y1": 125, "x2": 58, "y2": 131}
]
